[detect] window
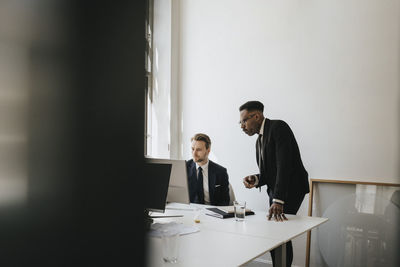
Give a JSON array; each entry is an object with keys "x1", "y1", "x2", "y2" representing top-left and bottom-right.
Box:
[{"x1": 145, "y1": 0, "x2": 181, "y2": 159}]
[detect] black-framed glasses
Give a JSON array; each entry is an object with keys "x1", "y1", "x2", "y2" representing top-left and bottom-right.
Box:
[{"x1": 239, "y1": 113, "x2": 256, "y2": 125}]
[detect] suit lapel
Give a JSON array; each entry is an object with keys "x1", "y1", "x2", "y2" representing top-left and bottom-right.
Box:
[
  {"x1": 188, "y1": 161, "x2": 198, "y2": 197},
  {"x1": 262, "y1": 119, "x2": 272, "y2": 159},
  {"x1": 208, "y1": 161, "x2": 216, "y2": 204},
  {"x1": 259, "y1": 119, "x2": 271, "y2": 178}
]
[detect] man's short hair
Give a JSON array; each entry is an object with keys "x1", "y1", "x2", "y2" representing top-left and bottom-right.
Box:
[
  {"x1": 239, "y1": 101, "x2": 264, "y2": 112},
  {"x1": 191, "y1": 133, "x2": 211, "y2": 149}
]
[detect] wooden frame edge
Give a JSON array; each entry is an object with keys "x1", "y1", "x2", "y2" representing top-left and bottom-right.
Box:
[{"x1": 305, "y1": 179, "x2": 314, "y2": 267}]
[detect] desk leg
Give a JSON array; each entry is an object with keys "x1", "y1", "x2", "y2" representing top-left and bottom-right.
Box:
[{"x1": 275, "y1": 243, "x2": 286, "y2": 267}]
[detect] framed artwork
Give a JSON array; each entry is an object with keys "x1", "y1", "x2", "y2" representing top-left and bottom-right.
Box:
[{"x1": 306, "y1": 179, "x2": 400, "y2": 267}]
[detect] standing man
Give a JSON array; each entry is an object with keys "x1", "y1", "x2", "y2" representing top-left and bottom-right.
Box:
[
  {"x1": 186, "y1": 133, "x2": 230, "y2": 206},
  {"x1": 239, "y1": 101, "x2": 309, "y2": 267}
]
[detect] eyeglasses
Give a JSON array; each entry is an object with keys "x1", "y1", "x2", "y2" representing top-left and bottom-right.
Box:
[{"x1": 239, "y1": 114, "x2": 256, "y2": 125}]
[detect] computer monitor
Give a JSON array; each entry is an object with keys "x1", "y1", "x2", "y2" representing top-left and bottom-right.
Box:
[
  {"x1": 145, "y1": 158, "x2": 190, "y2": 204},
  {"x1": 144, "y1": 162, "x2": 172, "y2": 213}
]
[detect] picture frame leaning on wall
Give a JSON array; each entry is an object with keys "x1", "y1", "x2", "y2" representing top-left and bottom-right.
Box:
[{"x1": 306, "y1": 179, "x2": 400, "y2": 267}]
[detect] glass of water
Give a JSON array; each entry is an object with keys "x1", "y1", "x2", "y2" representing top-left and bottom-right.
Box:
[
  {"x1": 234, "y1": 200, "x2": 246, "y2": 221},
  {"x1": 161, "y1": 229, "x2": 180, "y2": 263}
]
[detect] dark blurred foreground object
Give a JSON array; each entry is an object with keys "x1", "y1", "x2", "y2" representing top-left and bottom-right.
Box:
[{"x1": 0, "y1": 1, "x2": 146, "y2": 266}]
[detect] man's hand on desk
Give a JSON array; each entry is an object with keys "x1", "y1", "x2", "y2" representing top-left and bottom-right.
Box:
[
  {"x1": 268, "y1": 203, "x2": 288, "y2": 222},
  {"x1": 243, "y1": 175, "x2": 256, "y2": 188}
]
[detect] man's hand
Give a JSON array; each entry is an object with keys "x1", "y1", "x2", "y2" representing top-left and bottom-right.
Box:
[
  {"x1": 243, "y1": 175, "x2": 256, "y2": 188},
  {"x1": 267, "y1": 202, "x2": 288, "y2": 222}
]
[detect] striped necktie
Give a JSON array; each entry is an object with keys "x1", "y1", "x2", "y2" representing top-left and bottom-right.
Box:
[{"x1": 256, "y1": 134, "x2": 263, "y2": 167}]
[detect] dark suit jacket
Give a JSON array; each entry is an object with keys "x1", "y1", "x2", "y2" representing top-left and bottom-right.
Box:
[
  {"x1": 256, "y1": 119, "x2": 309, "y2": 207},
  {"x1": 186, "y1": 159, "x2": 230, "y2": 206}
]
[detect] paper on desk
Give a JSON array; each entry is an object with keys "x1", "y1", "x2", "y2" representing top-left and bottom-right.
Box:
[
  {"x1": 165, "y1": 203, "x2": 196, "y2": 211},
  {"x1": 148, "y1": 222, "x2": 199, "y2": 238}
]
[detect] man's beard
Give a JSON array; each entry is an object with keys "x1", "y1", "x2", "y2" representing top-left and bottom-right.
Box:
[{"x1": 195, "y1": 157, "x2": 205, "y2": 163}]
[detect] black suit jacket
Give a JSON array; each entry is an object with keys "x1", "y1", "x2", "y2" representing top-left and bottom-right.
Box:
[
  {"x1": 256, "y1": 119, "x2": 309, "y2": 206},
  {"x1": 186, "y1": 159, "x2": 230, "y2": 206}
]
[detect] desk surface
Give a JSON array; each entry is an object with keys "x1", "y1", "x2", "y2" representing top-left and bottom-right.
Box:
[{"x1": 147, "y1": 203, "x2": 328, "y2": 267}]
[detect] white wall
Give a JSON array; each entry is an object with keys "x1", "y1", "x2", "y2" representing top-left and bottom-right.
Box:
[{"x1": 176, "y1": 0, "x2": 400, "y2": 265}]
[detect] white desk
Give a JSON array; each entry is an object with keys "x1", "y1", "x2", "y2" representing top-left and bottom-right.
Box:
[{"x1": 147, "y1": 203, "x2": 328, "y2": 267}]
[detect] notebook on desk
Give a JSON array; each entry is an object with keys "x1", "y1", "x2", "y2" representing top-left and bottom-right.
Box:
[{"x1": 205, "y1": 207, "x2": 255, "y2": 219}]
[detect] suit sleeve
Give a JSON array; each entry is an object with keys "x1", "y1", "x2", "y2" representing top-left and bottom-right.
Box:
[
  {"x1": 219, "y1": 168, "x2": 230, "y2": 206},
  {"x1": 272, "y1": 121, "x2": 294, "y2": 202}
]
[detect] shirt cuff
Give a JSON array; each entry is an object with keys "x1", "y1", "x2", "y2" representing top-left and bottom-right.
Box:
[
  {"x1": 273, "y1": 198, "x2": 285, "y2": 204},
  {"x1": 254, "y1": 175, "x2": 259, "y2": 186}
]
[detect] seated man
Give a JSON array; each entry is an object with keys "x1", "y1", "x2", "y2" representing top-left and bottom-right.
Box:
[{"x1": 186, "y1": 133, "x2": 230, "y2": 206}]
